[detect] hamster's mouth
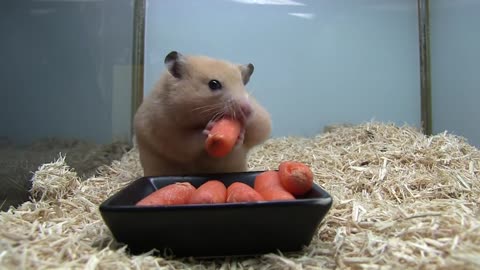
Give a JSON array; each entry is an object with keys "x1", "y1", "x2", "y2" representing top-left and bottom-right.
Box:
[
  {"x1": 222, "y1": 103, "x2": 251, "y2": 125},
  {"x1": 221, "y1": 112, "x2": 248, "y2": 126},
  {"x1": 192, "y1": 111, "x2": 248, "y2": 134},
  {"x1": 192, "y1": 100, "x2": 251, "y2": 132}
]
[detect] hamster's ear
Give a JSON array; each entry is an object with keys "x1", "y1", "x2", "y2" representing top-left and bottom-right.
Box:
[
  {"x1": 164, "y1": 51, "x2": 186, "y2": 78},
  {"x1": 239, "y1": 63, "x2": 254, "y2": 85}
]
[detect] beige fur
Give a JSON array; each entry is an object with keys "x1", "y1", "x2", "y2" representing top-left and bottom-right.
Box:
[{"x1": 134, "y1": 51, "x2": 272, "y2": 176}]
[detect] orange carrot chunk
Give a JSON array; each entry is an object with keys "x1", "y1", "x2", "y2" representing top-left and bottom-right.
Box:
[
  {"x1": 188, "y1": 180, "x2": 227, "y2": 204},
  {"x1": 205, "y1": 118, "x2": 241, "y2": 158},
  {"x1": 278, "y1": 161, "x2": 314, "y2": 196},
  {"x1": 254, "y1": 171, "x2": 295, "y2": 201},
  {"x1": 254, "y1": 171, "x2": 282, "y2": 191},
  {"x1": 136, "y1": 182, "x2": 196, "y2": 206},
  {"x1": 226, "y1": 182, "x2": 264, "y2": 203}
]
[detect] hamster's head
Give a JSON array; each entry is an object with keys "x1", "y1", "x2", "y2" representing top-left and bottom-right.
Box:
[{"x1": 162, "y1": 51, "x2": 255, "y2": 128}]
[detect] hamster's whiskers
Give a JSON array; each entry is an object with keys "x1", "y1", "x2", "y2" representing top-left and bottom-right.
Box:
[
  {"x1": 191, "y1": 102, "x2": 224, "y2": 113},
  {"x1": 208, "y1": 101, "x2": 233, "y2": 124},
  {"x1": 228, "y1": 98, "x2": 248, "y2": 123},
  {"x1": 210, "y1": 110, "x2": 225, "y2": 123},
  {"x1": 191, "y1": 103, "x2": 226, "y2": 117}
]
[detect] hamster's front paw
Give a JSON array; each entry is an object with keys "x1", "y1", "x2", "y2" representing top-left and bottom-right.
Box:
[{"x1": 202, "y1": 120, "x2": 216, "y2": 136}]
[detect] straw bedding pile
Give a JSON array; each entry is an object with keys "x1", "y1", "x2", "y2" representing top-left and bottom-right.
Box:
[
  {"x1": 0, "y1": 138, "x2": 131, "y2": 211},
  {"x1": 0, "y1": 122, "x2": 479, "y2": 269}
]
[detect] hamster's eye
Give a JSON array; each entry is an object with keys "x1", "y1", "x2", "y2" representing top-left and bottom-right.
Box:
[{"x1": 208, "y1": 80, "x2": 222, "y2": 91}]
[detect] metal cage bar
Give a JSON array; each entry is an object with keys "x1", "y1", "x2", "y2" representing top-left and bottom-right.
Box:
[
  {"x1": 131, "y1": 0, "x2": 146, "y2": 136},
  {"x1": 417, "y1": 0, "x2": 432, "y2": 135}
]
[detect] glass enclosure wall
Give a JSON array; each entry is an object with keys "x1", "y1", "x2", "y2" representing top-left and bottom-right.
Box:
[
  {"x1": 0, "y1": 0, "x2": 135, "y2": 210},
  {"x1": 144, "y1": 0, "x2": 421, "y2": 137},
  {"x1": 430, "y1": 0, "x2": 480, "y2": 148}
]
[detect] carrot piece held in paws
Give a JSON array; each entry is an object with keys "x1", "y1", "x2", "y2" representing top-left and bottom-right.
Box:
[
  {"x1": 188, "y1": 180, "x2": 227, "y2": 204},
  {"x1": 278, "y1": 161, "x2": 314, "y2": 196},
  {"x1": 226, "y1": 182, "x2": 264, "y2": 203},
  {"x1": 205, "y1": 118, "x2": 242, "y2": 158},
  {"x1": 136, "y1": 182, "x2": 196, "y2": 206},
  {"x1": 254, "y1": 171, "x2": 295, "y2": 201}
]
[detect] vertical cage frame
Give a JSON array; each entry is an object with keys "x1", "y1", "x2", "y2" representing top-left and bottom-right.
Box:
[
  {"x1": 131, "y1": 0, "x2": 146, "y2": 137},
  {"x1": 417, "y1": 0, "x2": 432, "y2": 135}
]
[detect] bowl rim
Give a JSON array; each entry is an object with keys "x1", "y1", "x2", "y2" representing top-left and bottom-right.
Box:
[{"x1": 99, "y1": 170, "x2": 333, "y2": 212}]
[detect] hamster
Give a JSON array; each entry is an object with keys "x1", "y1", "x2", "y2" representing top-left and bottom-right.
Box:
[{"x1": 133, "y1": 51, "x2": 272, "y2": 177}]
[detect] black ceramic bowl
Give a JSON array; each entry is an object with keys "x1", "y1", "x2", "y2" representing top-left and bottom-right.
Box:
[{"x1": 99, "y1": 170, "x2": 333, "y2": 258}]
